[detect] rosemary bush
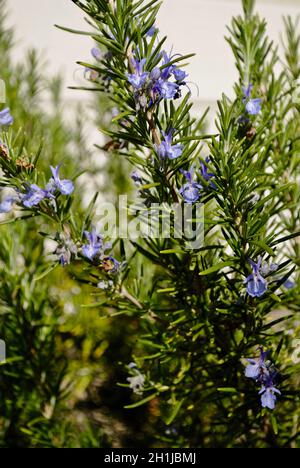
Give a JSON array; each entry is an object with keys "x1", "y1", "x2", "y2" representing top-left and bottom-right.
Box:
[{"x1": 1, "y1": 0, "x2": 300, "y2": 448}]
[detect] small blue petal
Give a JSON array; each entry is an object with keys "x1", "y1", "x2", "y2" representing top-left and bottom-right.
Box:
[
  {"x1": 243, "y1": 84, "x2": 253, "y2": 99},
  {"x1": 283, "y1": 279, "x2": 295, "y2": 290},
  {"x1": 147, "y1": 26, "x2": 158, "y2": 37},
  {"x1": 21, "y1": 184, "x2": 49, "y2": 208},
  {"x1": 246, "y1": 98, "x2": 262, "y2": 115},
  {"x1": 127, "y1": 72, "x2": 149, "y2": 89},
  {"x1": 0, "y1": 107, "x2": 14, "y2": 127},
  {"x1": 82, "y1": 244, "x2": 99, "y2": 260},
  {"x1": 179, "y1": 183, "x2": 202, "y2": 204},
  {"x1": 245, "y1": 361, "x2": 260, "y2": 379},
  {"x1": 82, "y1": 229, "x2": 103, "y2": 260},
  {"x1": 48, "y1": 165, "x2": 74, "y2": 195},
  {"x1": 157, "y1": 131, "x2": 183, "y2": 160},
  {"x1": 259, "y1": 387, "x2": 280, "y2": 410},
  {"x1": 0, "y1": 196, "x2": 15, "y2": 213},
  {"x1": 173, "y1": 68, "x2": 188, "y2": 82},
  {"x1": 91, "y1": 47, "x2": 102, "y2": 61},
  {"x1": 246, "y1": 276, "x2": 267, "y2": 297},
  {"x1": 58, "y1": 179, "x2": 74, "y2": 196},
  {"x1": 155, "y1": 79, "x2": 178, "y2": 99}
]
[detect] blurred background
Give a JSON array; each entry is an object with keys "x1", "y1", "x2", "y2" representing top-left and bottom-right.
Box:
[{"x1": 7, "y1": 0, "x2": 300, "y2": 117}]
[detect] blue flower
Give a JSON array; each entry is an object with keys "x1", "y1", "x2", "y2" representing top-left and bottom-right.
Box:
[
  {"x1": 149, "y1": 52, "x2": 186, "y2": 101},
  {"x1": 47, "y1": 165, "x2": 74, "y2": 195},
  {"x1": 243, "y1": 84, "x2": 262, "y2": 115},
  {"x1": 0, "y1": 107, "x2": 14, "y2": 127},
  {"x1": 259, "y1": 380, "x2": 281, "y2": 410},
  {"x1": 152, "y1": 79, "x2": 179, "y2": 99},
  {"x1": 283, "y1": 279, "x2": 295, "y2": 290},
  {"x1": 173, "y1": 68, "x2": 188, "y2": 83},
  {"x1": 160, "y1": 52, "x2": 176, "y2": 80},
  {"x1": 200, "y1": 157, "x2": 216, "y2": 188},
  {"x1": 127, "y1": 58, "x2": 149, "y2": 89},
  {"x1": 91, "y1": 47, "x2": 102, "y2": 61},
  {"x1": 146, "y1": 26, "x2": 158, "y2": 37},
  {"x1": 127, "y1": 51, "x2": 187, "y2": 105},
  {"x1": 179, "y1": 169, "x2": 202, "y2": 204},
  {"x1": 82, "y1": 229, "x2": 103, "y2": 260},
  {"x1": 245, "y1": 347, "x2": 269, "y2": 379},
  {"x1": 131, "y1": 171, "x2": 143, "y2": 187},
  {"x1": 245, "y1": 99, "x2": 262, "y2": 115},
  {"x1": 0, "y1": 196, "x2": 16, "y2": 213},
  {"x1": 261, "y1": 261, "x2": 278, "y2": 276},
  {"x1": 20, "y1": 184, "x2": 51, "y2": 208},
  {"x1": 156, "y1": 130, "x2": 183, "y2": 160},
  {"x1": 244, "y1": 257, "x2": 268, "y2": 297},
  {"x1": 161, "y1": 52, "x2": 188, "y2": 83}
]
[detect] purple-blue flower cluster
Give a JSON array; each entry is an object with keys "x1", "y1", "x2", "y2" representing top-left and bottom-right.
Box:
[
  {"x1": 245, "y1": 347, "x2": 280, "y2": 410},
  {"x1": 22, "y1": 165, "x2": 74, "y2": 208},
  {"x1": 20, "y1": 184, "x2": 54, "y2": 208},
  {"x1": 82, "y1": 228, "x2": 120, "y2": 274},
  {"x1": 82, "y1": 229, "x2": 105, "y2": 261},
  {"x1": 126, "y1": 51, "x2": 188, "y2": 109},
  {"x1": 0, "y1": 165, "x2": 74, "y2": 213},
  {"x1": 53, "y1": 228, "x2": 120, "y2": 272}
]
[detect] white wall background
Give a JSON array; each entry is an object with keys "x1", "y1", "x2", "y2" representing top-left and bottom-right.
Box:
[{"x1": 6, "y1": 0, "x2": 300, "y2": 107}]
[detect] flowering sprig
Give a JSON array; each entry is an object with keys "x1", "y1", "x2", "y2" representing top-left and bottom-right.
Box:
[
  {"x1": 0, "y1": 128, "x2": 121, "y2": 282},
  {"x1": 0, "y1": 164, "x2": 74, "y2": 212},
  {"x1": 245, "y1": 347, "x2": 281, "y2": 410}
]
